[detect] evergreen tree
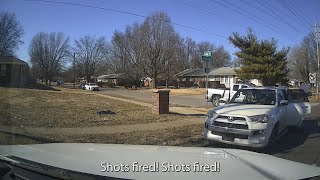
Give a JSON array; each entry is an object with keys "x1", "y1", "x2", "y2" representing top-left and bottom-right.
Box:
[{"x1": 229, "y1": 28, "x2": 289, "y2": 86}]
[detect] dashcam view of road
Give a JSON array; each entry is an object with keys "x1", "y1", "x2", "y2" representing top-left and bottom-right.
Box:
[{"x1": 1, "y1": 0, "x2": 320, "y2": 179}]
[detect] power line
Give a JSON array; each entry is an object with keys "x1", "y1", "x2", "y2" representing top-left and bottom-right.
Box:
[
  {"x1": 257, "y1": 0, "x2": 310, "y2": 32},
  {"x1": 278, "y1": 0, "x2": 311, "y2": 27},
  {"x1": 209, "y1": 0, "x2": 293, "y2": 40},
  {"x1": 176, "y1": 0, "x2": 278, "y2": 40},
  {"x1": 282, "y1": 0, "x2": 313, "y2": 26},
  {"x1": 238, "y1": 0, "x2": 302, "y2": 34},
  {"x1": 22, "y1": 0, "x2": 228, "y2": 40}
]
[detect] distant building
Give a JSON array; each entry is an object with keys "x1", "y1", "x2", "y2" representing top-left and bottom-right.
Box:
[
  {"x1": 0, "y1": 56, "x2": 29, "y2": 86},
  {"x1": 175, "y1": 67, "x2": 239, "y2": 88},
  {"x1": 97, "y1": 73, "x2": 126, "y2": 85},
  {"x1": 174, "y1": 67, "x2": 264, "y2": 88},
  {"x1": 289, "y1": 79, "x2": 304, "y2": 87},
  {"x1": 141, "y1": 77, "x2": 152, "y2": 87}
]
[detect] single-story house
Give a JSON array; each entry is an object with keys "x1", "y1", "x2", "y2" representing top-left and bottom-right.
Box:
[
  {"x1": 97, "y1": 73, "x2": 126, "y2": 85},
  {"x1": 207, "y1": 67, "x2": 239, "y2": 88},
  {"x1": 0, "y1": 56, "x2": 29, "y2": 86},
  {"x1": 289, "y1": 79, "x2": 304, "y2": 87},
  {"x1": 141, "y1": 77, "x2": 152, "y2": 87},
  {"x1": 174, "y1": 69, "x2": 206, "y2": 86},
  {"x1": 175, "y1": 67, "x2": 263, "y2": 88}
]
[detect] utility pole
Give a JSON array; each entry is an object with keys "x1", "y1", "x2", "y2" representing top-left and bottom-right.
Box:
[
  {"x1": 314, "y1": 23, "x2": 320, "y2": 93},
  {"x1": 73, "y1": 53, "x2": 76, "y2": 89}
]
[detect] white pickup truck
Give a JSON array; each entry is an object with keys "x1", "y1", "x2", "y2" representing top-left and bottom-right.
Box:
[
  {"x1": 206, "y1": 84, "x2": 251, "y2": 106},
  {"x1": 204, "y1": 87, "x2": 311, "y2": 148}
]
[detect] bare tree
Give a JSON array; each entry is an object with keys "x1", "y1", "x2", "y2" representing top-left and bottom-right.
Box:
[
  {"x1": 29, "y1": 32, "x2": 69, "y2": 85},
  {"x1": 0, "y1": 12, "x2": 24, "y2": 56},
  {"x1": 162, "y1": 34, "x2": 183, "y2": 88},
  {"x1": 231, "y1": 57, "x2": 241, "y2": 67},
  {"x1": 74, "y1": 35, "x2": 106, "y2": 83},
  {"x1": 140, "y1": 11, "x2": 177, "y2": 88},
  {"x1": 288, "y1": 33, "x2": 318, "y2": 83},
  {"x1": 111, "y1": 23, "x2": 146, "y2": 80},
  {"x1": 212, "y1": 46, "x2": 231, "y2": 68}
]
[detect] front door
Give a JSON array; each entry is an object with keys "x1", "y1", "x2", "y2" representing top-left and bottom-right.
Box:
[{"x1": 286, "y1": 89, "x2": 311, "y2": 127}]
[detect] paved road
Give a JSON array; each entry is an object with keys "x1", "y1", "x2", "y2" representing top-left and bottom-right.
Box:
[{"x1": 96, "y1": 87, "x2": 213, "y2": 108}]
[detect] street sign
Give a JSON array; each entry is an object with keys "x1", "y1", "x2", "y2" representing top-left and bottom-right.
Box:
[
  {"x1": 201, "y1": 55, "x2": 211, "y2": 61},
  {"x1": 309, "y1": 73, "x2": 316, "y2": 83},
  {"x1": 203, "y1": 51, "x2": 212, "y2": 57}
]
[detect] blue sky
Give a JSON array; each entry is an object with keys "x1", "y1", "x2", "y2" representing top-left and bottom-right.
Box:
[{"x1": 1, "y1": 0, "x2": 320, "y2": 63}]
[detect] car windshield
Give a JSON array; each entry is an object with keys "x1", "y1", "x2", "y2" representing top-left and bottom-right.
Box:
[
  {"x1": 1, "y1": 0, "x2": 320, "y2": 179},
  {"x1": 230, "y1": 89, "x2": 276, "y2": 105}
]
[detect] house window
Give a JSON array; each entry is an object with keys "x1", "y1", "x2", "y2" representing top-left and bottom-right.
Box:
[
  {"x1": 225, "y1": 76, "x2": 229, "y2": 83},
  {"x1": 0, "y1": 64, "x2": 6, "y2": 76},
  {"x1": 220, "y1": 76, "x2": 229, "y2": 83},
  {"x1": 220, "y1": 76, "x2": 225, "y2": 83}
]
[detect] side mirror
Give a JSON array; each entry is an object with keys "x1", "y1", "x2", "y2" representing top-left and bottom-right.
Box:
[
  {"x1": 218, "y1": 99, "x2": 227, "y2": 106},
  {"x1": 280, "y1": 100, "x2": 289, "y2": 106}
]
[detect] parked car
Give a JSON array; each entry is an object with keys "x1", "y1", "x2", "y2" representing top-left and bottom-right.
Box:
[
  {"x1": 79, "y1": 82, "x2": 86, "y2": 90},
  {"x1": 206, "y1": 83, "x2": 252, "y2": 106},
  {"x1": 85, "y1": 83, "x2": 99, "y2": 91},
  {"x1": 56, "y1": 80, "x2": 64, "y2": 86},
  {"x1": 204, "y1": 87, "x2": 311, "y2": 148}
]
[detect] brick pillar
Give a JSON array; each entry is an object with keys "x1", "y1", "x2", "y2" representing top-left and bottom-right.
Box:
[{"x1": 152, "y1": 89, "x2": 170, "y2": 114}]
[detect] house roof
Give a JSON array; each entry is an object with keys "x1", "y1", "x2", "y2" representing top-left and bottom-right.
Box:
[
  {"x1": 174, "y1": 69, "x2": 206, "y2": 77},
  {"x1": 97, "y1": 73, "x2": 125, "y2": 79},
  {"x1": 208, "y1": 67, "x2": 238, "y2": 76},
  {"x1": 0, "y1": 56, "x2": 28, "y2": 65},
  {"x1": 175, "y1": 67, "x2": 239, "y2": 78}
]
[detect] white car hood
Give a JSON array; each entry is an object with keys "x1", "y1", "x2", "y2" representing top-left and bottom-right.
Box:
[
  {"x1": 0, "y1": 143, "x2": 319, "y2": 180},
  {"x1": 213, "y1": 103, "x2": 274, "y2": 116}
]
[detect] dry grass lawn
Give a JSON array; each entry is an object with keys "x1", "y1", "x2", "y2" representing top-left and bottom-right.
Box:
[
  {"x1": 42, "y1": 124, "x2": 205, "y2": 146},
  {"x1": 0, "y1": 87, "x2": 190, "y2": 128},
  {"x1": 1, "y1": 124, "x2": 206, "y2": 146},
  {"x1": 309, "y1": 94, "x2": 320, "y2": 103}
]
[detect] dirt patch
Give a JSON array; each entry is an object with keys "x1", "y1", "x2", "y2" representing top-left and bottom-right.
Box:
[{"x1": 0, "y1": 87, "x2": 191, "y2": 128}]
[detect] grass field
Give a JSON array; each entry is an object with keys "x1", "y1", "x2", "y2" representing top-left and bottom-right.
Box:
[
  {"x1": 0, "y1": 124, "x2": 205, "y2": 146},
  {"x1": 0, "y1": 87, "x2": 190, "y2": 128}
]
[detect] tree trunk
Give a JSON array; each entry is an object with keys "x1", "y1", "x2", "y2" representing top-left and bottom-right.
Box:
[
  {"x1": 152, "y1": 76, "x2": 157, "y2": 89},
  {"x1": 165, "y1": 79, "x2": 168, "y2": 88}
]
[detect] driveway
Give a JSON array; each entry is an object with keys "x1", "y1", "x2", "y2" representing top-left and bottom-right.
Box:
[{"x1": 96, "y1": 87, "x2": 213, "y2": 108}]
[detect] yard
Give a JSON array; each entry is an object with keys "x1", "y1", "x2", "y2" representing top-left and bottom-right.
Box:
[
  {"x1": 0, "y1": 86, "x2": 204, "y2": 146},
  {"x1": 0, "y1": 87, "x2": 192, "y2": 128}
]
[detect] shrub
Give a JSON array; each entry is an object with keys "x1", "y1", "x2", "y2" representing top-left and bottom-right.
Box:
[
  {"x1": 97, "y1": 81, "x2": 115, "y2": 88},
  {"x1": 122, "y1": 79, "x2": 140, "y2": 89}
]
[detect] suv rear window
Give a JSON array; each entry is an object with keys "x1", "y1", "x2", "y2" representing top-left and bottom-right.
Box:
[{"x1": 287, "y1": 89, "x2": 308, "y2": 103}]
